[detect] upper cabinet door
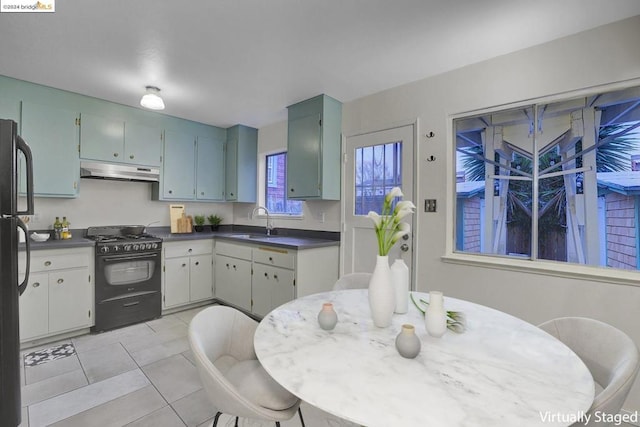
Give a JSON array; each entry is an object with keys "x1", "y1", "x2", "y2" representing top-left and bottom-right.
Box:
[
  {"x1": 287, "y1": 113, "x2": 322, "y2": 198},
  {"x1": 124, "y1": 122, "x2": 162, "y2": 166},
  {"x1": 80, "y1": 113, "x2": 125, "y2": 162},
  {"x1": 287, "y1": 94, "x2": 342, "y2": 200},
  {"x1": 196, "y1": 136, "x2": 225, "y2": 201},
  {"x1": 162, "y1": 130, "x2": 196, "y2": 199},
  {"x1": 21, "y1": 102, "x2": 80, "y2": 197}
]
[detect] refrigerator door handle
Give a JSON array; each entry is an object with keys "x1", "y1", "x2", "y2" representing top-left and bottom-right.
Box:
[
  {"x1": 16, "y1": 135, "x2": 34, "y2": 215},
  {"x1": 17, "y1": 217, "x2": 30, "y2": 296}
]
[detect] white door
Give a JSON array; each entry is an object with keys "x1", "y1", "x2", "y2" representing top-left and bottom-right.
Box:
[{"x1": 342, "y1": 125, "x2": 415, "y2": 284}]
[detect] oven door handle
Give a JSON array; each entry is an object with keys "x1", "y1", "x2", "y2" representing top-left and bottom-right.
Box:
[{"x1": 103, "y1": 253, "x2": 159, "y2": 262}]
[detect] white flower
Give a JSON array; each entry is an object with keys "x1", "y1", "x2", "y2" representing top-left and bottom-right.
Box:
[
  {"x1": 367, "y1": 211, "x2": 382, "y2": 229},
  {"x1": 384, "y1": 187, "x2": 403, "y2": 204},
  {"x1": 369, "y1": 187, "x2": 415, "y2": 256}
]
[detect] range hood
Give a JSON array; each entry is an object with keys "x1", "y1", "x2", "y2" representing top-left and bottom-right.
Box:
[{"x1": 80, "y1": 161, "x2": 159, "y2": 182}]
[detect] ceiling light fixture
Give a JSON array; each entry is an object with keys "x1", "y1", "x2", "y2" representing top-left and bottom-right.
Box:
[{"x1": 140, "y1": 86, "x2": 165, "y2": 110}]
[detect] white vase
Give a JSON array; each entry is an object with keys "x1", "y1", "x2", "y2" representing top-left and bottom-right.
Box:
[
  {"x1": 317, "y1": 303, "x2": 338, "y2": 330},
  {"x1": 425, "y1": 291, "x2": 447, "y2": 338},
  {"x1": 395, "y1": 324, "x2": 421, "y2": 359},
  {"x1": 368, "y1": 255, "x2": 395, "y2": 327},
  {"x1": 391, "y1": 259, "x2": 409, "y2": 314}
]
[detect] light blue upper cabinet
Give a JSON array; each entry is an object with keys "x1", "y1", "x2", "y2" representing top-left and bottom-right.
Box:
[
  {"x1": 80, "y1": 113, "x2": 162, "y2": 167},
  {"x1": 161, "y1": 130, "x2": 196, "y2": 199},
  {"x1": 196, "y1": 135, "x2": 225, "y2": 201},
  {"x1": 124, "y1": 121, "x2": 163, "y2": 167},
  {"x1": 225, "y1": 125, "x2": 257, "y2": 202},
  {"x1": 21, "y1": 102, "x2": 80, "y2": 197},
  {"x1": 80, "y1": 112, "x2": 125, "y2": 162},
  {"x1": 287, "y1": 94, "x2": 342, "y2": 200}
]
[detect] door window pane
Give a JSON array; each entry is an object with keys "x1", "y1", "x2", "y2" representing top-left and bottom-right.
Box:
[
  {"x1": 354, "y1": 142, "x2": 402, "y2": 215},
  {"x1": 265, "y1": 152, "x2": 302, "y2": 215}
]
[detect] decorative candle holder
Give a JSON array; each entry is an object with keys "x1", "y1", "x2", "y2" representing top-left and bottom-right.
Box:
[
  {"x1": 318, "y1": 303, "x2": 338, "y2": 330},
  {"x1": 395, "y1": 324, "x2": 421, "y2": 359}
]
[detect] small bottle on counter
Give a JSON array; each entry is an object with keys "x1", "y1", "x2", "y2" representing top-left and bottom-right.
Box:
[
  {"x1": 61, "y1": 216, "x2": 72, "y2": 240},
  {"x1": 53, "y1": 216, "x2": 62, "y2": 240}
]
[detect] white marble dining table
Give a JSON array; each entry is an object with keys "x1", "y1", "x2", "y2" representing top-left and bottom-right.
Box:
[{"x1": 254, "y1": 290, "x2": 595, "y2": 427}]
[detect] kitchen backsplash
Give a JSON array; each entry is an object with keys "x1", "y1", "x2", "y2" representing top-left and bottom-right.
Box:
[{"x1": 21, "y1": 178, "x2": 341, "y2": 232}]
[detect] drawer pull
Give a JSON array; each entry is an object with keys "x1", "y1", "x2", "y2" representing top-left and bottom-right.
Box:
[
  {"x1": 44, "y1": 261, "x2": 52, "y2": 266},
  {"x1": 269, "y1": 257, "x2": 273, "y2": 262},
  {"x1": 274, "y1": 274, "x2": 278, "y2": 280},
  {"x1": 57, "y1": 278, "x2": 64, "y2": 284},
  {"x1": 32, "y1": 282, "x2": 40, "y2": 288}
]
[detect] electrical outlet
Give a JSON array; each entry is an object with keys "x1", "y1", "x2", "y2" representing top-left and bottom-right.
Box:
[{"x1": 424, "y1": 199, "x2": 437, "y2": 212}]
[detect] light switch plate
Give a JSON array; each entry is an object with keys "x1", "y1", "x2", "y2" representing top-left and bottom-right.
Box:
[{"x1": 424, "y1": 199, "x2": 437, "y2": 212}]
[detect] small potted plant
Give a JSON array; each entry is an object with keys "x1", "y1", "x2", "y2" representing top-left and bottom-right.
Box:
[
  {"x1": 208, "y1": 214, "x2": 223, "y2": 231},
  {"x1": 194, "y1": 215, "x2": 206, "y2": 232}
]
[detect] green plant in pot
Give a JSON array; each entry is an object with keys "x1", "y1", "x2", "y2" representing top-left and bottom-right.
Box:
[
  {"x1": 208, "y1": 214, "x2": 222, "y2": 231},
  {"x1": 194, "y1": 215, "x2": 206, "y2": 232}
]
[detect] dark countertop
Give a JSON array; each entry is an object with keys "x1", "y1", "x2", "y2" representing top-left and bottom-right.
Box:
[
  {"x1": 20, "y1": 229, "x2": 95, "y2": 251},
  {"x1": 151, "y1": 226, "x2": 340, "y2": 250},
  {"x1": 21, "y1": 227, "x2": 340, "y2": 251}
]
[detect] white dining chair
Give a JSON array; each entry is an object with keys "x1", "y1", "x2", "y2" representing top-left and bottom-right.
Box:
[
  {"x1": 332, "y1": 272, "x2": 372, "y2": 291},
  {"x1": 189, "y1": 305, "x2": 305, "y2": 427},
  {"x1": 538, "y1": 317, "x2": 640, "y2": 426}
]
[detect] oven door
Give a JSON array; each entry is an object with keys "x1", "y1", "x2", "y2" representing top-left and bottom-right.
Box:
[{"x1": 96, "y1": 251, "x2": 161, "y2": 300}]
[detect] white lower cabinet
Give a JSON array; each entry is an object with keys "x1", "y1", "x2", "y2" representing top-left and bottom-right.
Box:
[
  {"x1": 19, "y1": 248, "x2": 93, "y2": 343},
  {"x1": 214, "y1": 240, "x2": 339, "y2": 317},
  {"x1": 214, "y1": 242, "x2": 252, "y2": 312},
  {"x1": 163, "y1": 240, "x2": 214, "y2": 310}
]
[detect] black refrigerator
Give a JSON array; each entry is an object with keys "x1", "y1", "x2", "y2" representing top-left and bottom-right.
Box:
[{"x1": 0, "y1": 119, "x2": 34, "y2": 426}]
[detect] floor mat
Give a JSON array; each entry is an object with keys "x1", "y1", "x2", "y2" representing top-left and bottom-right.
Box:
[{"x1": 23, "y1": 343, "x2": 76, "y2": 367}]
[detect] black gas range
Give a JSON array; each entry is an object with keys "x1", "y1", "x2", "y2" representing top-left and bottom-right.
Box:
[{"x1": 86, "y1": 226, "x2": 163, "y2": 332}]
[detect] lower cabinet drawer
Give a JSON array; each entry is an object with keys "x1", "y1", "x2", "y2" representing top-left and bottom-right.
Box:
[
  {"x1": 215, "y1": 241, "x2": 252, "y2": 260},
  {"x1": 253, "y1": 246, "x2": 295, "y2": 269}
]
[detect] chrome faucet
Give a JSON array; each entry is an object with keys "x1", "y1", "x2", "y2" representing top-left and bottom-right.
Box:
[{"x1": 251, "y1": 206, "x2": 273, "y2": 236}]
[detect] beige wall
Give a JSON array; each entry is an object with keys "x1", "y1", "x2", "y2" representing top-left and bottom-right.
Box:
[{"x1": 342, "y1": 15, "x2": 640, "y2": 412}]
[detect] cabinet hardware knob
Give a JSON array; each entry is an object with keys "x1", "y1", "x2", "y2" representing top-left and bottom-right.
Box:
[
  {"x1": 168, "y1": 190, "x2": 173, "y2": 194},
  {"x1": 269, "y1": 257, "x2": 273, "y2": 261},
  {"x1": 274, "y1": 274, "x2": 278, "y2": 280},
  {"x1": 44, "y1": 261, "x2": 52, "y2": 266},
  {"x1": 290, "y1": 188, "x2": 294, "y2": 192},
  {"x1": 188, "y1": 248, "x2": 192, "y2": 252},
  {"x1": 226, "y1": 263, "x2": 230, "y2": 268},
  {"x1": 57, "y1": 278, "x2": 64, "y2": 284},
  {"x1": 182, "y1": 263, "x2": 186, "y2": 267},
  {"x1": 264, "y1": 272, "x2": 268, "y2": 277},
  {"x1": 195, "y1": 261, "x2": 199, "y2": 266},
  {"x1": 33, "y1": 282, "x2": 40, "y2": 288},
  {"x1": 230, "y1": 193, "x2": 234, "y2": 196},
  {"x1": 130, "y1": 155, "x2": 134, "y2": 159},
  {"x1": 233, "y1": 265, "x2": 237, "y2": 270},
  {"x1": 114, "y1": 153, "x2": 119, "y2": 157},
  {"x1": 201, "y1": 192, "x2": 204, "y2": 195}
]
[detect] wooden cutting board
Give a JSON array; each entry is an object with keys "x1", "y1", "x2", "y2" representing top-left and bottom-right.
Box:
[
  {"x1": 176, "y1": 213, "x2": 193, "y2": 233},
  {"x1": 170, "y1": 204, "x2": 185, "y2": 233}
]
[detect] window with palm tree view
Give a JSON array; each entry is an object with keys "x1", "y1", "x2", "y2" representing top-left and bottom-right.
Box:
[{"x1": 455, "y1": 85, "x2": 640, "y2": 271}]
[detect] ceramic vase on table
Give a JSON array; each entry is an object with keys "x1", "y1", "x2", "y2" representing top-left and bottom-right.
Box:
[
  {"x1": 391, "y1": 259, "x2": 409, "y2": 314},
  {"x1": 395, "y1": 324, "x2": 421, "y2": 358},
  {"x1": 425, "y1": 291, "x2": 447, "y2": 338},
  {"x1": 368, "y1": 255, "x2": 395, "y2": 327},
  {"x1": 317, "y1": 303, "x2": 338, "y2": 330}
]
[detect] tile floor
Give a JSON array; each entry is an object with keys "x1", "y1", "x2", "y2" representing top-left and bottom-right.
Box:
[{"x1": 19, "y1": 304, "x2": 357, "y2": 427}]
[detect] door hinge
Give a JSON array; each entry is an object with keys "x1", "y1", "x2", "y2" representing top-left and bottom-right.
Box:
[
  {"x1": 75, "y1": 117, "x2": 81, "y2": 126},
  {"x1": 293, "y1": 278, "x2": 296, "y2": 287},
  {"x1": 78, "y1": 144, "x2": 80, "y2": 153},
  {"x1": 319, "y1": 119, "x2": 322, "y2": 126},
  {"x1": 88, "y1": 274, "x2": 91, "y2": 283},
  {"x1": 163, "y1": 265, "x2": 165, "y2": 272},
  {"x1": 343, "y1": 152, "x2": 348, "y2": 164},
  {"x1": 88, "y1": 309, "x2": 91, "y2": 318},
  {"x1": 74, "y1": 181, "x2": 77, "y2": 189}
]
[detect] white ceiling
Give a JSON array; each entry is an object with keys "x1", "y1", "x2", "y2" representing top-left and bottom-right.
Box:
[{"x1": 1, "y1": 0, "x2": 639, "y2": 129}]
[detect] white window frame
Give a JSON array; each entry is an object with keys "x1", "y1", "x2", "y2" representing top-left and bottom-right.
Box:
[{"x1": 444, "y1": 78, "x2": 640, "y2": 288}]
